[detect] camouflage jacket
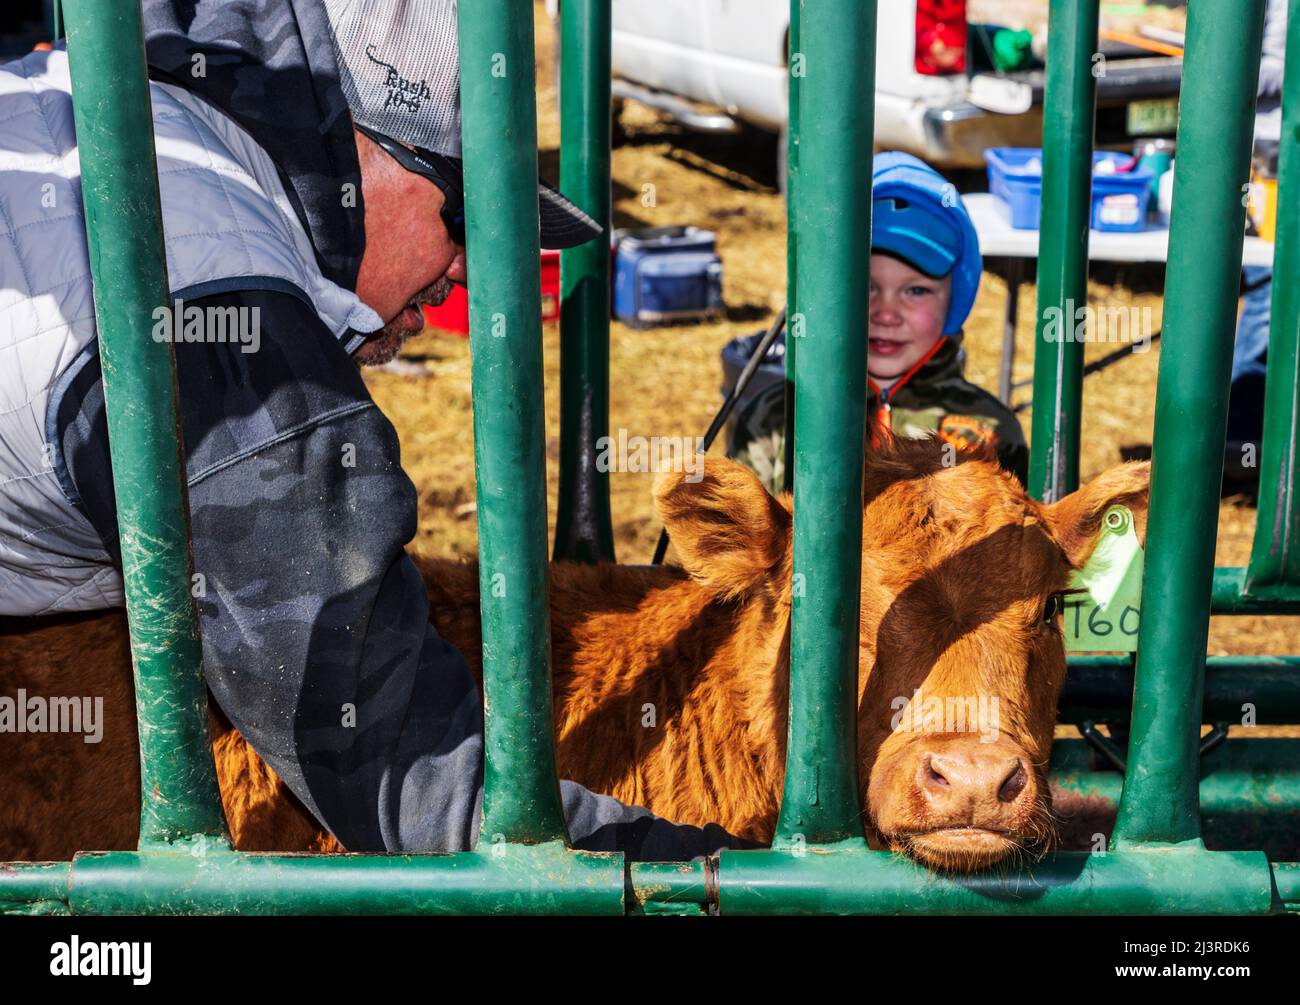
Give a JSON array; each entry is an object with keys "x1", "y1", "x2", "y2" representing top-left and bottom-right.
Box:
[
  {"x1": 727, "y1": 332, "x2": 1028, "y2": 494},
  {"x1": 56, "y1": 289, "x2": 745, "y2": 860}
]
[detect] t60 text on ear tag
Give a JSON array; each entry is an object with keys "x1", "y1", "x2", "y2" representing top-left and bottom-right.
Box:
[{"x1": 1064, "y1": 504, "x2": 1144, "y2": 653}]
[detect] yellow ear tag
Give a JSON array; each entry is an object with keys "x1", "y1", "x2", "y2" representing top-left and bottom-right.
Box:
[{"x1": 1063, "y1": 504, "x2": 1144, "y2": 653}]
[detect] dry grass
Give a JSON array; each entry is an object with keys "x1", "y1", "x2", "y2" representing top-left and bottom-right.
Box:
[{"x1": 362, "y1": 3, "x2": 1295, "y2": 666}]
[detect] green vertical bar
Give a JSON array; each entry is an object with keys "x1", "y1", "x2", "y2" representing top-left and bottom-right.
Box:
[
  {"x1": 781, "y1": 4, "x2": 801, "y2": 495},
  {"x1": 52, "y1": 1, "x2": 64, "y2": 40},
  {"x1": 1028, "y1": 0, "x2": 1098, "y2": 502},
  {"x1": 458, "y1": 0, "x2": 569, "y2": 843},
  {"x1": 774, "y1": 0, "x2": 876, "y2": 846},
  {"x1": 554, "y1": 0, "x2": 615, "y2": 564},
  {"x1": 62, "y1": 0, "x2": 226, "y2": 847},
  {"x1": 1246, "y1": 0, "x2": 1300, "y2": 595},
  {"x1": 1113, "y1": 0, "x2": 1267, "y2": 848}
]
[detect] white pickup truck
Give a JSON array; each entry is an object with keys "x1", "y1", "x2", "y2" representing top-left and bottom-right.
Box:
[{"x1": 568, "y1": 0, "x2": 1185, "y2": 175}]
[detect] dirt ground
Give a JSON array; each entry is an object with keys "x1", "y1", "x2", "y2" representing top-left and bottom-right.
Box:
[{"x1": 362, "y1": 3, "x2": 1294, "y2": 664}]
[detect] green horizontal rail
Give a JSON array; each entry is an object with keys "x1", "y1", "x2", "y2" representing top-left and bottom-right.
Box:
[
  {"x1": 5, "y1": 844, "x2": 1294, "y2": 916},
  {"x1": 1275, "y1": 861, "x2": 1300, "y2": 911},
  {"x1": 0, "y1": 862, "x2": 72, "y2": 915},
  {"x1": 628, "y1": 861, "x2": 711, "y2": 916},
  {"x1": 1051, "y1": 739, "x2": 1300, "y2": 860},
  {"x1": 720, "y1": 844, "x2": 1276, "y2": 915},
  {"x1": 17, "y1": 844, "x2": 626, "y2": 916},
  {"x1": 1061, "y1": 655, "x2": 1300, "y2": 723}
]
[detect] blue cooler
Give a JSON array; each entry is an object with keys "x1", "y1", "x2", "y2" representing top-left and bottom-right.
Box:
[{"x1": 612, "y1": 226, "x2": 724, "y2": 328}]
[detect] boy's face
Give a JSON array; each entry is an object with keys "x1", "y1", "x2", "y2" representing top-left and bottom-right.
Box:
[{"x1": 868, "y1": 253, "x2": 952, "y2": 386}]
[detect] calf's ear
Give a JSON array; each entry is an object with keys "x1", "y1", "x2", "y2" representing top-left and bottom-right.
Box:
[
  {"x1": 1037, "y1": 461, "x2": 1151, "y2": 568},
  {"x1": 654, "y1": 457, "x2": 791, "y2": 600}
]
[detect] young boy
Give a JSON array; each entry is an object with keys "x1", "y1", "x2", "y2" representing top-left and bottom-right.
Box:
[{"x1": 725, "y1": 151, "x2": 1027, "y2": 492}]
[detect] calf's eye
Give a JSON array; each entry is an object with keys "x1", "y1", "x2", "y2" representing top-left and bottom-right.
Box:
[{"x1": 1042, "y1": 594, "x2": 1062, "y2": 624}]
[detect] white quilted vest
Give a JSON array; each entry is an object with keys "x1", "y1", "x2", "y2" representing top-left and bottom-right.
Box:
[{"x1": 0, "y1": 48, "x2": 381, "y2": 616}]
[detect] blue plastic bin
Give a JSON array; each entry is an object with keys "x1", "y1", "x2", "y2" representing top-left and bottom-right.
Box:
[
  {"x1": 613, "y1": 226, "x2": 724, "y2": 328},
  {"x1": 985, "y1": 147, "x2": 1155, "y2": 232}
]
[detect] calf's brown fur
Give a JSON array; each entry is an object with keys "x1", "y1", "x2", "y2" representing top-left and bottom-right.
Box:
[{"x1": 0, "y1": 439, "x2": 1148, "y2": 871}]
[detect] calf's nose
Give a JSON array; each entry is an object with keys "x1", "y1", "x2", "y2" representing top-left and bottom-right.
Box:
[{"x1": 916, "y1": 744, "x2": 1032, "y2": 820}]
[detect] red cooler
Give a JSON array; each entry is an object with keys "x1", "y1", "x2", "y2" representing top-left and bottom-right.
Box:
[{"x1": 423, "y1": 250, "x2": 561, "y2": 335}]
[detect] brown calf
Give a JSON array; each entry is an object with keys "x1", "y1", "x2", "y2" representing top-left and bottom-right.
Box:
[{"x1": 0, "y1": 438, "x2": 1148, "y2": 871}]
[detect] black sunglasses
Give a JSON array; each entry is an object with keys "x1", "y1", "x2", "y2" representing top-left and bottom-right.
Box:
[{"x1": 356, "y1": 123, "x2": 467, "y2": 247}]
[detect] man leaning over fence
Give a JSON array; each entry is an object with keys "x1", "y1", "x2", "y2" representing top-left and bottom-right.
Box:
[{"x1": 0, "y1": 0, "x2": 745, "y2": 859}]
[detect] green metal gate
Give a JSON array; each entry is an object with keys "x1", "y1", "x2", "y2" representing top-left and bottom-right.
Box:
[{"x1": 2, "y1": 0, "x2": 1299, "y2": 915}]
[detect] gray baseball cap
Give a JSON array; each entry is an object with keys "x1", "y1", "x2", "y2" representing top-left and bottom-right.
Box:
[{"x1": 324, "y1": 0, "x2": 601, "y2": 249}]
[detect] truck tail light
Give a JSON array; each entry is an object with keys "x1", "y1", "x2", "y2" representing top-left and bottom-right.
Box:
[{"x1": 915, "y1": 0, "x2": 968, "y2": 76}]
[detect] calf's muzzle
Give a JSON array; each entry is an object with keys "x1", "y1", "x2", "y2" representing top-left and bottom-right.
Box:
[{"x1": 869, "y1": 733, "x2": 1046, "y2": 871}]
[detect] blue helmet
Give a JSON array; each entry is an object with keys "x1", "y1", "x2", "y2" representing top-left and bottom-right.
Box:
[{"x1": 871, "y1": 151, "x2": 982, "y2": 336}]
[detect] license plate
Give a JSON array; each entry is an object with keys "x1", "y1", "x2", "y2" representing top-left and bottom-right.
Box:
[{"x1": 1127, "y1": 96, "x2": 1179, "y2": 136}]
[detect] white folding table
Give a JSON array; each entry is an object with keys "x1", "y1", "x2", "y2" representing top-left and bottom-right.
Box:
[{"x1": 963, "y1": 192, "x2": 1276, "y2": 404}]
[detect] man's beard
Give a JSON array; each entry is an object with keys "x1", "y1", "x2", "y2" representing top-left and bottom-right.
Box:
[{"x1": 356, "y1": 277, "x2": 455, "y2": 366}]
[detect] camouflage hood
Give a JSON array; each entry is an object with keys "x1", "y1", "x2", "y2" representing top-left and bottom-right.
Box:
[{"x1": 142, "y1": 0, "x2": 364, "y2": 290}]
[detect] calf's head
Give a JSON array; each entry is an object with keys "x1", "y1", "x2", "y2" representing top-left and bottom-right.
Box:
[{"x1": 654, "y1": 439, "x2": 1149, "y2": 872}]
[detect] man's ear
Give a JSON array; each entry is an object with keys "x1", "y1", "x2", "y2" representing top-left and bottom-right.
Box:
[
  {"x1": 653, "y1": 457, "x2": 792, "y2": 600},
  {"x1": 1036, "y1": 461, "x2": 1151, "y2": 568}
]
